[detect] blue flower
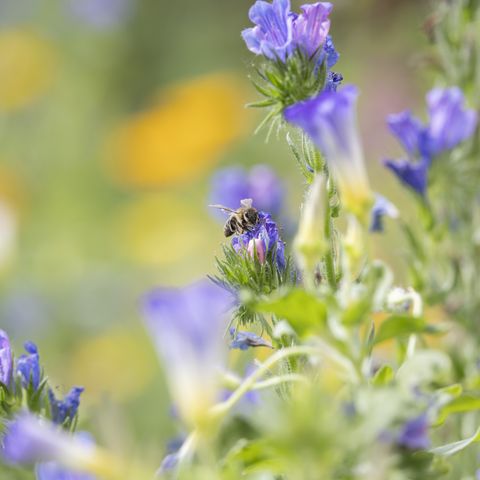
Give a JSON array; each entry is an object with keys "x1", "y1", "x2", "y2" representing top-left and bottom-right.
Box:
[
  {"x1": 370, "y1": 194, "x2": 399, "y2": 233},
  {"x1": 242, "y1": 1, "x2": 333, "y2": 62},
  {"x1": 242, "y1": 0, "x2": 294, "y2": 62},
  {"x1": 426, "y1": 87, "x2": 478, "y2": 155},
  {"x1": 16, "y1": 341, "x2": 41, "y2": 391},
  {"x1": 284, "y1": 85, "x2": 373, "y2": 220},
  {"x1": 384, "y1": 87, "x2": 477, "y2": 195},
  {"x1": 142, "y1": 280, "x2": 233, "y2": 426},
  {"x1": 36, "y1": 462, "x2": 96, "y2": 480},
  {"x1": 229, "y1": 328, "x2": 273, "y2": 350},
  {"x1": 291, "y1": 3, "x2": 333, "y2": 58},
  {"x1": 397, "y1": 414, "x2": 430, "y2": 450},
  {"x1": 48, "y1": 387, "x2": 85, "y2": 425},
  {"x1": 0, "y1": 329, "x2": 13, "y2": 389},
  {"x1": 209, "y1": 165, "x2": 284, "y2": 217},
  {"x1": 322, "y1": 35, "x2": 339, "y2": 69},
  {"x1": 1, "y1": 414, "x2": 97, "y2": 469},
  {"x1": 383, "y1": 158, "x2": 430, "y2": 197},
  {"x1": 232, "y1": 211, "x2": 286, "y2": 270}
]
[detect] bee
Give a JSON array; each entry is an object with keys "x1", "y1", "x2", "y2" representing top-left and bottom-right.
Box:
[{"x1": 209, "y1": 198, "x2": 259, "y2": 237}]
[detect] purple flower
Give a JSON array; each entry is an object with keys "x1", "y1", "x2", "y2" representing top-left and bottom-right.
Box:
[
  {"x1": 142, "y1": 281, "x2": 233, "y2": 425},
  {"x1": 1, "y1": 414, "x2": 96, "y2": 468},
  {"x1": 370, "y1": 194, "x2": 399, "y2": 233},
  {"x1": 387, "y1": 111, "x2": 427, "y2": 158},
  {"x1": 37, "y1": 462, "x2": 96, "y2": 480},
  {"x1": 0, "y1": 329, "x2": 13, "y2": 388},
  {"x1": 16, "y1": 341, "x2": 41, "y2": 391},
  {"x1": 48, "y1": 387, "x2": 85, "y2": 425},
  {"x1": 322, "y1": 35, "x2": 339, "y2": 69},
  {"x1": 232, "y1": 211, "x2": 286, "y2": 270},
  {"x1": 209, "y1": 165, "x2": 284, "y2": 217},
  {"x1": 284, "y1": 85, "x2": 373, "y2": 220},
  {"x1": 229, "y1": 328, "x2": 273, "y2": 350},
  {"x1": 383, "y1": 158, "x2": 430, "y2": 197},
  {"x1": 242, "y1": 0, "x2": 293, "y2": 62},
  {"x1": 384, "y1": 87, "x2": 477, "y2": 195},
  {"x1": 68, "y1": 0, "x2": 131, "y2": 28},
  {"x1": 291, "y1": 3, "x2": 333, "y2": 58},
  {"x1": 242, "y1": 1, "x2": 333, "y2": 62},
  {"x1": 397, "y1": 414, "x2": 430, "y2": 450},
  {"x1": 426, "y1": 87, "x2": 478, "y2": 155}
]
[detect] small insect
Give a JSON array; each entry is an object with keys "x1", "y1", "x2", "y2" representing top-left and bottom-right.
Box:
[{"x1": 209, "y1": 198, "x2": 259, "y2": 237}]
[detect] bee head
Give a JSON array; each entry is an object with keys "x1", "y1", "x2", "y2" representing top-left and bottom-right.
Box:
[{"x1": 245, "y1": 208, "x2": 259, "y2": 225}]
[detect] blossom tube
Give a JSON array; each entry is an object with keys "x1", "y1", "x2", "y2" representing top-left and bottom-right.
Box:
[
  {"x1": 284, "y1": 85, "x2": 373, "y2": 221},
  {"x1": 142, "y1": 280, "x2": 233, "y2": 427}
]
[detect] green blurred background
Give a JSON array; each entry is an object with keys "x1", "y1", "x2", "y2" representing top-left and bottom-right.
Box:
[{"x1": 0, "y1": 0, "x2": 431, "y2": 464}]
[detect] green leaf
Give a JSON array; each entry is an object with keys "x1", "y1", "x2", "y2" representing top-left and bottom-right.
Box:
[
  {"x1": 430, "y1": 425, "x2": 480, "y2": 456},
  {"x1": 435, "y1": 395, "x2": 480, "y2": 426},
  {"x1": 254, "y1": 288, "x2": 327, "y2": 336},
  {"x1": 372, "y1": 365, "x2": 394, "y2": 386},
  {"x1": 341, "y1": 298, "x2": 372, "y2": 326},
  {"x1": 373, "y1": 315, "x2": 441, "y2": 345}
]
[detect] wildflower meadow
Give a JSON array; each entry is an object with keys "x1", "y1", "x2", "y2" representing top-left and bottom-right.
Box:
[{"x1": 1, "y1": 0, "x2": 480, "y2": 479}]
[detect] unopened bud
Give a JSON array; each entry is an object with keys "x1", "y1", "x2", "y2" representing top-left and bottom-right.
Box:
[
  {"x1": 247, "y1": 238, "x2": 266, "y2": 264},
  {"x1": 294, "y1": 174, "x2": 328, "y2": 273}
]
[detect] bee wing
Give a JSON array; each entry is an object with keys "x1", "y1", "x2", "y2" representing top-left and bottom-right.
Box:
[
  {"x1": 208, "y1": 204, "x2": 237, "y2": 213},
  {"x1": 240, "y1": 198, "x2": 253, "y2": 208}
]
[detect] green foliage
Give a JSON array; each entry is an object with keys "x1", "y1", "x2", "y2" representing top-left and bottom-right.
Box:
[
  {"x1": 248, "y1": 49, "x2": 328, "y2": 135},
  {"x1": 211, "y1": 244, "x2": 296, "y2": 327}
]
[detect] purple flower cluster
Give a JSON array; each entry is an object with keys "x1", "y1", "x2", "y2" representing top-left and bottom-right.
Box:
[
  {"x1": 48, "y1": 387, "x2": 85, "y2": 425},
  {"x1": 384, "y1": 87, "x2": 478, "y2": 196},
  {"x1": 232, "y1": 211, "x2": 286, "y2": 270},
  {"x1": 210, "y1": 165, "x2": 285, "y2": 218},
  {"x1": 242, "y1": 0, "x2": 333, "y2": 62}
]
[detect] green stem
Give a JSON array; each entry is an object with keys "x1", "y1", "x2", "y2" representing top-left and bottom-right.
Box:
[
  {"x1": 324, "y1": 181, "x2": 337, "y2": 290},
  {"x1": 209, "y1": 345, "x2": 319, "y2": 418},
  {"x1": 252, "y1": 373, "x2": 308, "y2": 390}
]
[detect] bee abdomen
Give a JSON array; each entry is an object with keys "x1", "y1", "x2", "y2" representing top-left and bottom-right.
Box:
[{"x1": 224, "y1": 216, "x2": 238, "y2": 237}]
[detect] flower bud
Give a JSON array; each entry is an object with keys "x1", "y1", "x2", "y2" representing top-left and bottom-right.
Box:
[
  {"x1": 294, "y1": 174, "x2": 328, "y2": 273},
  {"x1": 247, "y1": 238, "x2": 266, "y2": 264}
]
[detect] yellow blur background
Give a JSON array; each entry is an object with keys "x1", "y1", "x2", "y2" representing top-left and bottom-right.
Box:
[{"x1": 0, "y1": 0, "x2": 431, "y2": 460}]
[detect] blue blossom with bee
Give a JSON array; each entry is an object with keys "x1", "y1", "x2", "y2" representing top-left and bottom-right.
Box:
[{"x1": 232, "y1": 211, "x2": 286, "y2": 271}]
